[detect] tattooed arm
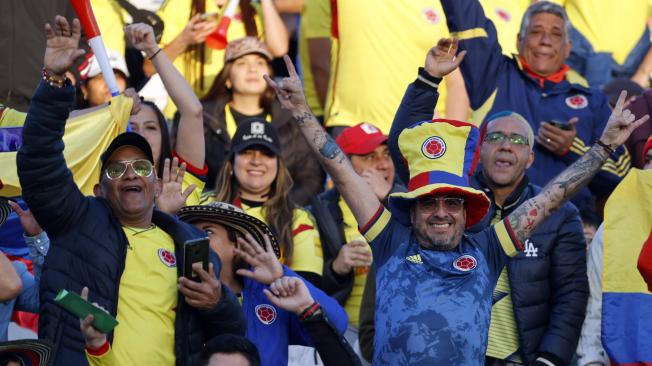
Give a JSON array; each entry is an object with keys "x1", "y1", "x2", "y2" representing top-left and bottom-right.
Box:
[
  {"x1": 507, "y1": 91, "x2": 649, "y2": 244},
  {"x1": 264, "y1": 56, "x2": 381, "y2": 226}
]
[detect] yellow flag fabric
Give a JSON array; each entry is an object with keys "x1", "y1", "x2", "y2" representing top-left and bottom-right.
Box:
[
  {"x1": 0, "y1": 95, "x2": 133, "y2": 197},
  {"x1": 603, "y1": 168, "x2": 652, "y2": 294}
]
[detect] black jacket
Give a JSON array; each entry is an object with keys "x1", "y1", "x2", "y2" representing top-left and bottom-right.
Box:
[
  {"x1": 197, "y1": 96, "x2": 325, "y2": 205},
  {"x1": 309, "y1": 186, "x2": 403, "y2": 306},
  {"x1": 17, "y1": 81, "x2": 245, "y2": 366},
  {"x1": 469, "y1": 173, "x2": 589, "y2": 365}
]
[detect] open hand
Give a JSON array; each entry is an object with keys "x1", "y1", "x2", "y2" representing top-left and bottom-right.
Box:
[
  {"x1": 44, "y1": 16, "x2": 86, "y2": 77},
  {"x1": 263, "y1": 276, "x2": 315, "y2": 315},
  {"x1": 600, "y1": 90, "x2": 650, "y2": 149},
  {"x1": 263, "y1": 55, "x2": 308, "y2": 114},
  {"x1": 234, "y1": 233, "x2": 283, "y2": 285},
  {"x1": 536, "y1": 118, "x2": 578, "y2": 156},
  {"x1": 424, "y1": 38, "x2": 467, "y2": 78},
  {"x1": 125, "y1": 23, "x2": 159, "y2": 58},
  {"x1": 155, "y1": 158, "x2": 196, "y2": 215},
  {"x1": 8, "y1": 201, "x2": 43, "y2": 237},
  {"x1": 331, "y1": 239, "x2": 373, "y2": 276},
  {"x1": 79, "y1": 287, "x2": 108, "y2": 350},
  {"x1": 178, "y1": 262, "x2": 222, "y2": 310},
  {"x1": 360, "y1": 168, "x2": 392, "y2": 201}
]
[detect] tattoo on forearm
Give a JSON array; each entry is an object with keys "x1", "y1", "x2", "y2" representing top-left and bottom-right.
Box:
[
  {"x1": 319, "y1": 136, "x2": 342, "y2": 159},
  {"x1": 507, "y1": 145, "x2": 609, "y2": 244},
  {"x1": 294, "y1": 111, "x2": 313, "y2": 126}
]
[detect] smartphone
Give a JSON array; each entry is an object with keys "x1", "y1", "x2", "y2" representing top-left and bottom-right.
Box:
[
  {"x1": 183, "y1": 237, "x2": 210, "y2": 282},
  {"x1": 54, "y1": 289, "x2": 118, "y2": 333},
  {"x1": 548, "y1": 119, "x2": 573, "y2": 131}
]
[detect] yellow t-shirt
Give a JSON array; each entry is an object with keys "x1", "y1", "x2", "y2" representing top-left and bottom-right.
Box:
[
  {"x1": 200, "y1": 194, "x2": 324, "y2": 275},
  {"x1": 114, "y1": 226, "x2": 177, "y2": 364},
  {"x1": 298, "y1": 0, "x2": 332, "y2": 116},
  {"x1": 551, "y1": 0, "x2": 648, "y2": 65},
  {"x1": 325, "y1": 0, "x2": 452, "y2": 133},
  {"x1": 158, "y1": 1, "x2": 263, "y2": 117},
  {"x1": 479, "y1": 0, "x2": 530, "y2": 56},
  {"x1": 337, "y1": 197, "x2": 370, "y2": 328},
  {"x1": 89, "y1": 0, "x2": 127, "y2": 57}
]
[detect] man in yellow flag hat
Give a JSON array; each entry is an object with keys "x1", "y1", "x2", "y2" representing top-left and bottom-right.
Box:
[{"x1": 263, "y1": 35, "x2": 648, "y2": 364}]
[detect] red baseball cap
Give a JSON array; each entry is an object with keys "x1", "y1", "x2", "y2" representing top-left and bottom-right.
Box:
[
  {"x1": 644, "y1": 135, "x2": 652, "y2": 163},
  {"x1": 336, "y1": 123, "x2": 388, "y2": 155}
]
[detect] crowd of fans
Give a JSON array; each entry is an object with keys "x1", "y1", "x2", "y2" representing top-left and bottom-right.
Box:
[{"x1": 1, "y1": 0, "x2": 652, "y2": 365}]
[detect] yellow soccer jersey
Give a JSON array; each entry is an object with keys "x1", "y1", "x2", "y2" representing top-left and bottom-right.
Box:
[
  {"x1": 338, "y1": 197, "x2": 371, "y2": 327},
  {"x1": 112, "y1": 226, "x2": 178, "y2": 365},
  {"x1": 158, "y1": 0, "x2": 263, "y2": 117},
  {"x1": 299, "y1": 0, "x2": 332, "y2": 116},
  {"x1": 325, "y1": 0, "x2": 452, "y2": 133},
  {"x1": 480, "y1": 0, "x2": 530, "y2": 56},
  {"x1": 551, "y1": 0, "x2": 648, "y2": 65}
]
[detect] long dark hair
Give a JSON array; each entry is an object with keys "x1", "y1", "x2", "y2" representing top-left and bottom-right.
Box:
[
  {"x1": 201, "y1": 58, "x2": 277, "y2": 115},
  {"x1": 189, "y1": 0, "x2": 259, "y2": 91},
  {"x1": 141, "y1": 101, "x2": 172, "y2": 177},
  {"x1": 213, "y1": 156, "x2": 296, "y2": 264}
]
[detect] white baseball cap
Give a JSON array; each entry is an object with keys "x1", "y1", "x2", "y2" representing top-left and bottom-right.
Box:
[{"x1": 79, "y1": 49, "x2": 130, "y2": 80}]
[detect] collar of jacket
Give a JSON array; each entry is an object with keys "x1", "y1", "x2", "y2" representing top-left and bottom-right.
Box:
[
  {"x1": 473, "y1": 170, "x2": 530, "y2": 217},
  {"x1": 512, "y1": 55, "x2": 591, "y2": 94}
]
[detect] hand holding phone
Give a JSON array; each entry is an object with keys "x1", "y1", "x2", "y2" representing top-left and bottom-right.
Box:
[
  {"x1": 548, "y1": 119, "x2": 573, "y2": 131},
  {"x1": 183, "y1": 237, "x2": 209, "y2": 282}
]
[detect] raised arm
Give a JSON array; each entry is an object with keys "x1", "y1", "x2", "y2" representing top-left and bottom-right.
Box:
[
  {"x1": 261, "y1": 0, "x2": 290, "y2": 56},
  {"x1": 507, "y1": 92, "x2": 650, "y2": 243},
  {"x1": 126, "y1": 24, "x2": 205, "y2": 169},
  {"x1": 264, "y1": 56, "x2": 379, "y2": 227},
  {"x1": 389, "y1": 38, "x2": 466, "y2": 184}
]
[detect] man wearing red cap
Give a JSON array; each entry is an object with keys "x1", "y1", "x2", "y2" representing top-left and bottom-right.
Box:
[
  {"x1": 309, "y1": 122, "x2": 398, "y2": 358},
  {"x1": 265, "y1": 35, "x2": 647, "y2": 363}
]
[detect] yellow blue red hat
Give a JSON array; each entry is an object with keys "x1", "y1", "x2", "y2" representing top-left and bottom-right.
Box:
[{"x1": 389, "y1": 119, "x2": 490, "y2": 227}]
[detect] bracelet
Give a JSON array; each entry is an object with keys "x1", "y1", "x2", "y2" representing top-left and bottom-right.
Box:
[
  {"x1": 596, "y1": 139, "x2": 615, "y2": 155},
  {"x1": 149, "y1": 48, "x2": 163, "y2": 60},
  {"x1": 298, "y1": 302, "x2": 320, "y2": 321},
  {"x1": 42, "y1": 68, "x2": 67, "y2": 88}
]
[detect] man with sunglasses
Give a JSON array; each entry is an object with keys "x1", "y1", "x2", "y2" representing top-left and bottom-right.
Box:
[
  {"x1": 466, "y1": 112, "x2": 588, "y2": 366},
  {"x1": 16, "y1": 16, "x2": 245, "y2": 366},
  {"x1": 263, "y1": 37, "x2": 648, "y2": 364}
]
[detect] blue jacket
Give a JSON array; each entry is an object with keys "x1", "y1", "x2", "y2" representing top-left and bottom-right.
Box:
[
  {"x1": 440, "y1": 0, "x2": 631, "y2": 212},
  {"x1": 17, "y1": 81, "x2": 246, "y2": 366},
  {"x1": 242, "y1": 266, "x2": 348, "y2": 366},
  {"x1": 390, "y1": 73, "x2": 588, "y2": 365}
]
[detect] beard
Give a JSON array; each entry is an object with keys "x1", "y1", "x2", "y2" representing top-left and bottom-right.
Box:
[{"x1": 414, "y1": 225, "x2": 461, "y2": 251}]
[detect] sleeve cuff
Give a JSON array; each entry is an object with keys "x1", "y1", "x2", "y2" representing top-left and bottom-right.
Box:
[
  {"x1": 23, "y1": 231, "x2": 50, "y2": 256},
  {"x1": 172, "y1": 151, "x2": 208, "y2": 177},
  {"x1": 86, "y1": 340, "x2": 110, "y2": 356},
  {"x1": 415, "y1": 67, "x2": 443, "y2": 91}
]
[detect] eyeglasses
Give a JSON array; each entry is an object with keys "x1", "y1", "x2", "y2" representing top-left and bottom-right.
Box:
[
  {"x1": 104, "y1": 159, "x2": 154, "y2": 180},
  {"x1": 484, "y1": 132, "x2": 529, "y2": 146},
  {"x1": 418, "y1": 197, "x2": 465, "y2": 213}
]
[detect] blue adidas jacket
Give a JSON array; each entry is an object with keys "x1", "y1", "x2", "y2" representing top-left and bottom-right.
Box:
[
  {"x1": 242, "y1": 266, "x2": 348, "y2": 366},
  {"x1": 391, "y1": 71, "x2": 588, "y2": 365},
  {"x1": 440, "y1": 0, "x2": 630, "y2": 211}
]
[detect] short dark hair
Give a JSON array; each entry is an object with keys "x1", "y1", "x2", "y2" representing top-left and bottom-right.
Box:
[{"x1": 201, "y1": 334, "x2": 260, "y2": 366}]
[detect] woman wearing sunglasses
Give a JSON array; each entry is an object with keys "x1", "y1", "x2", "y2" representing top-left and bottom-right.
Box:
[
  {"x1": 124, "y1": 24, "x2": 206, "y2": 210},
  {"x1": 202, "y1": 119, "x2": 325, "y2": 288}
]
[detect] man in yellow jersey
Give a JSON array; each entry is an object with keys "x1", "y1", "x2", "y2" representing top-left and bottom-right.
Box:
[
  {"x1": 467, "y1": 112, "x2": 588, "y2": 366},
  {"x1": 550, "y1": 0, "x2": 651, "y2": 88},
  {"x1": 16, "y1": 16, "x2": 245, "y2": 366},
  {"x1": 325, "y1": 0, "x2": 469, "y2": 134},
  {"x1": 308, "y1": 122, "x2": 400, "y2": 363}
]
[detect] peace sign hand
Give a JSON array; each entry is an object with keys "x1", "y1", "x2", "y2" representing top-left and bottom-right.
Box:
[
  {"x1": 600, "y1": 90, "x2": 650, "y2": 149},
  {"x1": 263, "y1": 55, "x2": 308, "y2": 114}
]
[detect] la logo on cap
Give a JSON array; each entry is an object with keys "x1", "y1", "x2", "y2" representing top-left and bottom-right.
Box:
[
  {"x1": 251, "y1": 122, "x2": 265, "y2": 135},
  {"x1": 360, "y1": 123, "x2": 380, "y2": 134}
]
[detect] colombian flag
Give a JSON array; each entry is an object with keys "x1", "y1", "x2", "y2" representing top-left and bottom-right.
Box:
[
  {"x1": 0, "y1": 95, "x2": 133, "y2": 256},
  {"x1": 603, "y1": 168, "x2": 652, "y2": 365}
]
